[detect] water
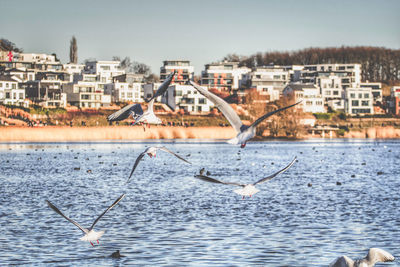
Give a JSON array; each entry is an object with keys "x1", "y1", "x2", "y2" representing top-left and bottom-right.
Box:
[{"x1": 1, "y1": 139, "x2": 400, "y2": 266}]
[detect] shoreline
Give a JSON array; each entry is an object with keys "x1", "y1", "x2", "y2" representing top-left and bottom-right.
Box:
[{"x1": 1, "y1": 126, "x2": 400, "y2": 142}]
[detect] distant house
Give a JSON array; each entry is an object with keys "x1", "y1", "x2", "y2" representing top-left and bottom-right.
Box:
[
  {"x1": 344, "y1": 87, "x2": 374, "y2": 115},
  {"x1": 283, "y1": 83, "x2": 325, "y2": 113},
  {"x1": 63, "y1": 79, "x2": 108, "y2": 109},
  {"x1": 0, "y1": 75, "x2": 29, "y2": 107},
  {"x1": 84, "y1": 61, "x2": 125, "y2": 84},
  {"x1": 240, "y1": 66, "x2": 291, "y2": 94},
  {"x1": 160, "y1": 60, "x2": 194, "y2": 85},
  {"x1": 360, "y1": 82, "x2": 383, "y2": 103},
  {"x1": 201, "y1": 61, "x2": 250, "y2": 92},
  {"x1": 390, "y1": 86, "x2": 400, "y2": 115}
]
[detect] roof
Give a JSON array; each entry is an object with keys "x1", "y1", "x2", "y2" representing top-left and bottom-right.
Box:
[
  {"x1": 285, "y1": 83, "x2": 317, "y2": 91},
  {"x1": 0, "y1": 75, "x2": 18, "y2": 82}
]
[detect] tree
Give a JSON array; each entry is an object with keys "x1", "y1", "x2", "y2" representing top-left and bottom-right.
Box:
[
  {"x1": 243, "y1": 88, "x2": 268, "y2": 136},
  {"x1": 132, "y1": 62, "x2": 151, "y2": 75},
  {"x1": 0, "y1": 38, "x2": 23, "y2": 52},
  {"x1": 69, "y1": 36, "x2": 78, "y2": 63}
]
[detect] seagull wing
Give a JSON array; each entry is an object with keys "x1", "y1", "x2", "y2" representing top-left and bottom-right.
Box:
[
  {"x1": 253, "y1": 157, "x2": 297, "y2": 185},
  {"x1": 190, "y1": 81, "x2": 243, "y2": 133},
  {"x1": 89, "y1": 194, "x2": 126, "y2": 230},
  {"x1": 194, "y1": 174, "x2": 244, "y2": 187},
  {"x1": 147, "y1": 98, "x2": 155, "y2": 114},
  {"x1": 46, "y1": 200, "x2": 88, "y2": 234},
  {"x1": 127, "y1": 151, "x2": 147, "y2": 182},
  {"x1": 329, "y1": 256, "x2": 354, "y2": 267},
  {"x1": 158, "y1": 146, "x2": 192, "y2": 164},
  {"x1": 367, "y1": 248, "x2": 395, "y2": 263},
  {"x1": 249, "y1": 101, "x2": 302, "y2": 129},
  {"x1": 107, "y1": 103, "x2": 143, "y2": 122},
  {"x1": 146, "y1": 71, "x2": 175, "y2": 102}
]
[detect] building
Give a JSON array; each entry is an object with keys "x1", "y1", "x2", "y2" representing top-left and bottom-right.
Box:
[
  {"x1": 344, "y1": 87, "x2": 374, "y2": 115},
  {"x1": 84, "y1": 61, "x2": 125, "y2": 84},
  {"x1": 301, "y1": 63, "x2": 361, "y2": 89},
  {"x1": 283, "y1": 83, "x2": 325, "y2": 113},
  {"x1": 360, "y1": 82, "x2": 383, "y2": 103},
  {"x1": 2, "y1": 68, "x2": 35, "y2": 82},
  {"x1": 63, "y1": 79, "x2": 108, "y2": 109},
  {"x1": 63, "y1": 63, "x2": 85, "y2": 77},
  {"x1": 390, "y1": 86, "x2": 400, "y2": 115},
  {"x1": 201, "y1": 61, "x2": 250, "y2": 92},
  {"x1": 240, "y1": 66, "x2": 291, "y2": 93},
  {"x1": 161, "y1": 84, "x2": 213, "y2": 113},
  {"x1": 0, "y1": 75, "x2": 29, "y2": 107},
  {"x1": 25, "y1": 72, "x2": 70, "y2": 108},
  {"x1": 160, "y1": 60, "x2": 194, "y2": 84},
  {"x1": 105, "y1": 76, "x2": 144, "y2": 103}
]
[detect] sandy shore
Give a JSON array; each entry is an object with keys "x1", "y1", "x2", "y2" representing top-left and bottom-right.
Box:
[{"x1": 0, "y1": 126, "x2": 237, "y2": 142}]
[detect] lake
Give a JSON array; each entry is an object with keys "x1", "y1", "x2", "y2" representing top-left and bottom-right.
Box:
[{"x1": 0, "y1": 139, "x2": 399, "y2": 266}]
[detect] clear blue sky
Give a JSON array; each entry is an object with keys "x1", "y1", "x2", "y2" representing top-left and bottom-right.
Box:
[{"x1": 1, "y1": 0, "x2": 399, "y2": 75}]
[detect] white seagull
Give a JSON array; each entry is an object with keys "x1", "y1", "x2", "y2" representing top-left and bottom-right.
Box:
[
  {"x1": 132, "y1": 99, "x2": 162, "y2": 129},
  {"x1": 190, "y1": 81, "x2": 301, "y2": 148},
  {"x1": 46, "y1": 194, "x2": 125, "y2": 247},
  {"x1": 107, "y1": 103, "x2": 143, "y2": 122},
  {"x1": 194, "y1": 157, "x2": 296, "y2": 199},
  {"x1": 127, "y1": 146, "x2": 191, "y2": 182},
  {"x1": 329, "y1": 248, "x2": 395, "y2": 267},
  {"x1": 146, "y1": 70, "x2": 176, "y2": 103}
]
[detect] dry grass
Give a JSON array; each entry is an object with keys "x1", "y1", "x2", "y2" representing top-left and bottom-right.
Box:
[{"x1": 0, "y1": 126, "x2": 236, "y2": 142}]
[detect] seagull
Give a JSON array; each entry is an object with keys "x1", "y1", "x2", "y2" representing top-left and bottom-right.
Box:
[
  {"x1": 107, "y1": 103, "x2": 143, "y2": 122},
  {"x1": 190, "y1": 81, "x2": 301, "y2": 148},
  {"x1": 146, "y1": 70, "x2": 176, "y2": 103},
  {"x1": 329, "y1": 248, "x2": 395, "y2": 267},
  {"x1": 132, "y1": 99, "x2": 162, "y2": 129},
  {"x1": 46, "y1": 194, "x2": 125, "y2": 247},
  {"x1": 194, "y1": 157, "x2": 296, "y2": 199},
  {"x1": 127, "y1": 146, "x2": 191, "y2": 182}
]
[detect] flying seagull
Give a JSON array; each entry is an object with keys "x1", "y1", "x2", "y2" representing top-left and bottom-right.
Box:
[
  {"x1": 46, "y1": 194, "x2": 125, "y2": 247},
  {"x1": 194, "y1": 157, "x2": 296, "y2": 199},
  {"x1": 190, "y1": 81, "x2": 301, "y2": 148},
  {"x1": 132, "y1": 99, "x2": 162, "y2": 129},
  {"x1": 127, "y1": 146, "x2": 191, "y2": 182},
  {"x1": 107, "y1": 103, "x2": 143, "y2": 122},
  {"x1": 329, "y1": 248, "x2": 395, "y2": 267},
  {"x1": 146, "y1": 70, "x2": 176, "y2": 103}
]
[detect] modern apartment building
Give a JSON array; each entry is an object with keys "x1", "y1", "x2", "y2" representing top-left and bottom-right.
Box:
[
  {"x1": 160, "y1": 60, "x2": 194, "y2": 84},
  {"x1": 240, "y1": 66, "x2": 290, "y2": 93},
  {"x1": 283, "y1": 83, "x2": 325, "y2": 113},
  {"x1": 201, "y1": 61, "x2": 250, "y2": 92},
  {"x1": 360, "y1": 82, "x2": 383, "y2": 103},
  {"x1": 344, "y1": 87, "x2": 374, "y2": 115},
  {"x1": 84, "y1": 61, "x2": 125, "y2": 84},
  {"x1": 0, "y1": 75, "x2": 28, "y2": 107}
]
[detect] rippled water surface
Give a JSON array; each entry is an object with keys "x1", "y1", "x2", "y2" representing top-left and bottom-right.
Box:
[{"x1": 1, "y1": 139, "x2": 400, "y2": 266}]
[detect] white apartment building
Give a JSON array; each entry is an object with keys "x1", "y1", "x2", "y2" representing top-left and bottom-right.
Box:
[
  {"x1": 63, "y1": 63, "x2": 85, "y2": 78},
  {"x1": 201, "y1": 61, "x2": 250, "y2": 92},
  {"x1": 105, "y1": 82, "x2": 144, "y2": 103},
  {"x1": 63, "y1": 80, "x2": 107, "y2": 108},
  {"x1": 2, "y1": 68, "x2": 35, "y2": 82},
  {"x1": 301, "y1": 63, "x2": 361, "y2": 89},
  {"x1": 0, "y1": 75, "x2": 29, "y2": 107},
  {"x1": 283, "y1": 83, "x2": 325, "y2": 113},
  {"x1": 240, "y1": 66, "x2": 290, "y2": 93},
  {"x1": 160, "y1": 60, "x2": 194, "y2": 84},
  {"x1": 84, "y1": 61, "x2": 125, "y2": 84},
  {"x1": 360, "y1": 82, "x2": 383, "y2": 103},
  {"x1": 17, "y1": 53, "x2": 57, "y2": 64},
  {"x1": 344, "y1": 87, "x2": 374, "y2": 115},
  {"x1": 162, "y1": 84, "x2": 214, "y2": 113}
]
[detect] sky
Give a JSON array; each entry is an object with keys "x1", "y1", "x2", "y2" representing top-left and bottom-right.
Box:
[{"x1": 1, "y1": 0, "x2": 399, "y2": 75}]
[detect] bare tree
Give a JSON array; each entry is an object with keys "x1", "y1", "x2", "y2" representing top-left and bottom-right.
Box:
[
  {"x1": 0, "y1": 38, "x2": 23, "y2": 52},
  {"x1": 69, "y1": 36, "x2": 78, "y2": 63}
]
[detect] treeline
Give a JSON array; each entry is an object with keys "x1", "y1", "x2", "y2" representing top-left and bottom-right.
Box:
[{"x1": 224, "y1": 46, "x2": 400, "y2": 83}]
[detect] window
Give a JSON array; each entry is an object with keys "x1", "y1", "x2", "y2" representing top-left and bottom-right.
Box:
[
  {"x1": 175, "y1": 90, "x2": 182, "y2": 96},
  {"x1": 333, "y1": 91, "x2": 339, "y2": 96},
  {"x1": 325, "y1": 91, "x2": 331, "y2": 95},
  {"x1": 13, "y1": 93, "x2": 16, "y2": 99},
  {"x1": 121, "y1": 92, "x2": 125, "y2": 98},
  {"x1": 19, "y1": 93, "x2": 24, "y2": 99},
  {"x1": 364, "y1": 93, "x2": 369, "y2": 98},
  {"x1": 273, "y1": 75, "x2": 280, "y2": 79},
  {"x1": 0, "y1": 83, "x2": 2, "y2": 87},
  {"x1": 12, "y1": 84, "x2": 16, "y2": 89},
  {"x1": 5, "y1": 83, "x2": 9, "y2": 88},
  {"x1": 306, "y1": 101, "x2": 312, "y2": 105},
  {"x1": 6, "y1": 92, "x2": 10, "y2": 98},
  {"x1": 361, "y1": 101, "x2": 369, "y2": 106},
  {"x1": 358, "y1": 93, "x2": 362, "y2": 98},
  {"x1": 352, "y1": 100, "x2": 359, "y2": 106},
  {"x1": 198, "y1": 98, "x2": 206, "y2": 104},
  {"x1": 127, "y1": 92, "x2": 133, "y2": 98},
  {"x1": 350, "y1": 93, "x2": 355, "y2": 98},
  {"x1": 81, "y1": 94, "x2": 90, "y2": 100}
]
